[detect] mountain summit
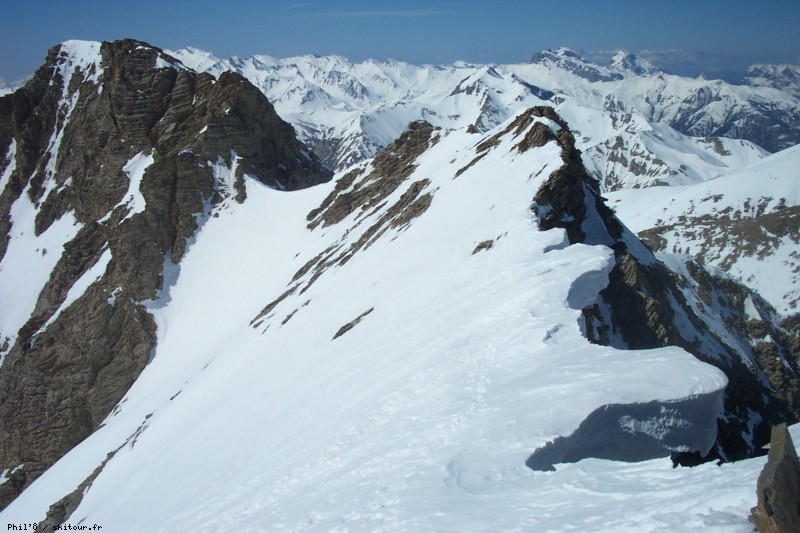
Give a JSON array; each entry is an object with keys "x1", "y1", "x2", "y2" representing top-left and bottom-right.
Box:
[
  {"x1": 0, "y1": 38, "x2": 329, "y2": 509},
  {"x1": 530, "y1": 48, "x2": 661, "y2": 81}
]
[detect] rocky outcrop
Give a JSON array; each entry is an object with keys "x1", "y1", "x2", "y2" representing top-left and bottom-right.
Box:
[
  {"x1": 530, "y1": 107, "x2": 799, "y2": 462},
  {"x1": 251, "y1": 121, "x2": 439, "y2": 331},
  {"x1": 0, "y1": 39, "x2": 330, "y2": 510},
  {"x1": 750, "y1": 424, "x2": 800, "y2": 533},
  {"x1": 307, "y1": 121, "x2": 435, "y2": 229}
]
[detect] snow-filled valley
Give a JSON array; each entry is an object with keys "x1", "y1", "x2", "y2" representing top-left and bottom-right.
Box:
[{"x1": 0, "y1": 39, "x2": 799, "y2": 532}]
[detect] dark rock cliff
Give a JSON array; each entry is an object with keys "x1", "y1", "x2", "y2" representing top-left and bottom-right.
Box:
[
  {"x1": 0, "y1": 39, "x2": 330, "y2": 509},
  {"x1": 529, "y1": 106, "x2": 799, "y2": 463}
]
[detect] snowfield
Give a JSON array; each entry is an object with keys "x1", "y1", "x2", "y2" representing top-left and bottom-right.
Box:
[{"x1": 0, "y1": 111, "x2": 761, "y2": 532}]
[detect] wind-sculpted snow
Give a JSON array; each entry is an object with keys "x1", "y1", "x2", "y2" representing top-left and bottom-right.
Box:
[
  {"x1": 527, "y1": 390, "x2": 725, "y2": 471},
  {"x1": 0, "y1": 107, "x2": 748, "y2": 531}
]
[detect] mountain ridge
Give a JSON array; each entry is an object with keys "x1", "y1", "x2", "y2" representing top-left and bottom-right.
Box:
[{"x1": 0, "y1": 38, "x2": 798, "y2": 530}]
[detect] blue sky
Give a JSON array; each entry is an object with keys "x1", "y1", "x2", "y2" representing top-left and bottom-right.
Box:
[{"x1": 1, "y1": 0, "x2": 798, "y2": 82}]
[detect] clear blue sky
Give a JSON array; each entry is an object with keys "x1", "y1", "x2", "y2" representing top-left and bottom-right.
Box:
[{"x1": 1, "y1": 0, "x2": 798, "y2": 82}]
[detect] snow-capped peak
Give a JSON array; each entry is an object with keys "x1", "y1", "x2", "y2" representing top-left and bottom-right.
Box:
[
  {"x1": 741, "y1": 62, "x2": 800, "y2": 98},
  {"x1": 165, "y1": 46, "x2": 221, "y2": 72},
  {"x1": 609, "y1": 49, "x2": 661, "y2": 76},
  {"x1": 530, "y1": 48, "x2": 662, "y2": 81},
  {"x1": 52, "y1": 40, "x2": 104, "y2": 85},
  {"x1": 530, "y1": 48, "x2": 624, "y2": 82}
]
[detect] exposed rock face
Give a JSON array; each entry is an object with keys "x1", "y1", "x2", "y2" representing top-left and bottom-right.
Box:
[
  {"x1": 750, "y1": 424, "x2": 800, "y2": 533},
  {"x1": 307, "y1": 121, "x2": 435, "y2": 230},
  {"x1": 530, "y1": 107, "x2": 800, "y2": 462},
  {"x1": 0, "y1": 39, "x2": 330, "y2": 509}
]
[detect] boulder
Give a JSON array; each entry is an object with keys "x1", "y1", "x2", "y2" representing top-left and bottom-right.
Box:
[{"x1": 750, "y1": 423, "x2": 800, "y2": 533}]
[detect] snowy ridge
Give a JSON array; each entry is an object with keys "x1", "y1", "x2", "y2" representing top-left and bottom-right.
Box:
[{"x1": 0, "y1": 110, "x2": 738, "y2": 531}]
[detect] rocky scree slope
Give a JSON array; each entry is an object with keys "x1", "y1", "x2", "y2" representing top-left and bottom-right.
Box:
[{"x1": 0, "y1": 38, "x2": 329, "y2": 509}]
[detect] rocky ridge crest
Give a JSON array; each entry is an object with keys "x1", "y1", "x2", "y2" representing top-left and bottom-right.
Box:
[{"x1": 530, "y1": 108, "x2": 800, "y2": 462}]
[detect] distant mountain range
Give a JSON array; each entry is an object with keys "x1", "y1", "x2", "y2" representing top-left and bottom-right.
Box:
[{"x1": 169, "y1": 46, "x2": 800, "y2": 179}]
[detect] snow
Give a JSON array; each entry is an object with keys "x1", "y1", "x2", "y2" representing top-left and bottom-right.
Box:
[
  {"x1": 0, "y1": 465, "x2": 23, "y2": 487},
  {"x1": 607, "y1": 144, "x2": 800, "y2": 314},
  {"x1": 0, "y1": 42, "x2": 109, "y2": 363},
  {"x1": 0, "y1": 44, "x2": 795, "y2": 531},
  {"x1": 170, "y1": 46, "x2": 775, "y2": 195},
  {"x1": 0, "y1": 176, "x2": 82, "y2": 364},
  {"x1": 114, "y1": 152, "x2": 154, "y2": 223},
  {"x1": 58, "y1": 40, "x2": 103, "y2": 86},
  {"x1": 0, "y1": 115, "x2": 737, "y2": 531},
  {"x1": 154, "y1": 55, "x2": 173, "y2": 70},
  {"x1": 164, "y1": 47, "x2": 221, "y2": 72},
  {"x1": 32, "y1": 247, "x2": 112, "y2": 341},
  {"x1": 0, "y1": 139, "x2": 16, "y2": 195},
  {"x1": 209, "y1": 150, "x2": 241, "y2": 201}
]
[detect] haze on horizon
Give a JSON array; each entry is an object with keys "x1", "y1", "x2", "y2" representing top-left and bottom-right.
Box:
[{"x1": 1, "y1": 0, "x2": 798, "y2": 84}]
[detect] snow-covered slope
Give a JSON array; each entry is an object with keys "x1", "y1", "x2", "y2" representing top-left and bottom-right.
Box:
[
  {"x1": 3, "y1": 101, "x2": 760, "y2": 531},
  {"x1": 607, "y1": 144, "x2": 800, "y2": 315},
  {"x1": 0, "y1": 38, "x2": 330, "y2": 510}
]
